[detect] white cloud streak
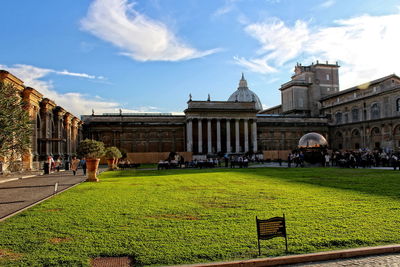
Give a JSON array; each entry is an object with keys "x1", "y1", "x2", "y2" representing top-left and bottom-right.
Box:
[
  {"x1": 319, "y1": 0, "x2": 335, "y2": 9},
  {"x1": 213, "y1": 0, "x2": 238, "y2": 17},
  {"x1": 236, "y1": 12, "x2": 400, "y2": 89},
  {"x1": 0, "y1": 64, "x2": 159, "y2": 116},
  {"x1": 81, "y1": 0, "x2": 218, "y2": 61}
]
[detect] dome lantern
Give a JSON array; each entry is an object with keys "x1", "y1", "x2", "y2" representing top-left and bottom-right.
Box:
[{"x1": 228, "y1": 73, "x2": 263, "y2": 111}]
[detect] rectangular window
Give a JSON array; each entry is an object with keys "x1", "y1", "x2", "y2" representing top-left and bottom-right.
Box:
[
  {"x1": 327, "y1": 87, "x2": 330, "y2": 91},
  {"x1": 326, "y1": 74, "x2": 330, "y2": 80}
]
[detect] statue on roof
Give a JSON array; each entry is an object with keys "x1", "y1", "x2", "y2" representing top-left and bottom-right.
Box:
[
  {"x1": 189, "y1": 93, "x2": 192, "y2": 101},
  {"x1": 207, "y1": 94, "x2": 210, "y2": 101}
]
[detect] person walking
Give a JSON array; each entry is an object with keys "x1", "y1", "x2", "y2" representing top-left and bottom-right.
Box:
[
  {"x1": 71, "y1": 156, "x2": 80, "y2": 176},
  {"x1": 55, "y1": 157, "x2": 62, "y2": 172},
  {"x1": 80, "y1": 157, "x2": 87, "y2": 176},
  {"x1": 324, "y1": 153, "x2": 331, "y2": 167},
  {"x1": 391, "y1": 154, "x2": 398, "y2": 170}
]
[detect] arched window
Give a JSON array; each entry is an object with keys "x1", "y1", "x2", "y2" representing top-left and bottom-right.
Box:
[
  {"x1": 352, "y1": 108, "x2": 359, "y2": 122},
  {"x1": 352, "y1": 129, "x2": 360, "y2": 136},
  {"x1": 371, "y1": 103, "x2": 380, "y2": 120},
  {"x1": 335, "y1": 112, "x2": 342, "y2": 124},
  {"x1": 396, "y1": 98, "x2": 400, "y2": 112}
]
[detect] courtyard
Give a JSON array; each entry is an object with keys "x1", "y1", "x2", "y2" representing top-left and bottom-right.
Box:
[{"x1": 0, "y1": 167, "x2": 399, "y2": 266}]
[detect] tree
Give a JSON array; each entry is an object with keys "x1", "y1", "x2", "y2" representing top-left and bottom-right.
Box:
[{"x1": 0, "y1": 81, "x2": 32, "y2": 171}]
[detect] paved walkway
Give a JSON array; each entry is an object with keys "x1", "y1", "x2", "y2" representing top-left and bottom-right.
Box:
[
  {"x1": 294, "y1": 253, "x2": 400, "y2": 266},
  {"x1": 0, "y1": 170, "x2": 86, "y2": 220}
]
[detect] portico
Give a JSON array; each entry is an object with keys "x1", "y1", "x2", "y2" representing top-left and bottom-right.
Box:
[{"x1": 185, "y1": 101, "x2": 258, "y2": 154}]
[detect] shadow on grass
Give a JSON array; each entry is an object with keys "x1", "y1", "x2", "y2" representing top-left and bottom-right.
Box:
[
  {"x1": 263, "y1": 168, "x2": 400, "y2": 199},
  {"x1": 100, "y1": 167, "x2": 400, "y2": 199}
]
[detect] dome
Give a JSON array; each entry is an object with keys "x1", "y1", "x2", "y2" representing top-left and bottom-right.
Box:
[
  {"x1": 298, "y1": 132, "x2": 328, "y2": 148},
  {"x1": 228, "y1": 74, "x2": 263, "y2": 111}
]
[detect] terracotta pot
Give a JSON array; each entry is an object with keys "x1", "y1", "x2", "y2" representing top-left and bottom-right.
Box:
[
  {"x1": 86, "y1": 158, "x2": 100, "y2": 182},
  {"x1": 107, "y1": 158, "x2": 114, "y2": 170}
]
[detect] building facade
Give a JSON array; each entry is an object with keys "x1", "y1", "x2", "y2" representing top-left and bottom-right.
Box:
[
  {"x1": 0, "y1": 70, "x2": 82, "y2": 171},
  {"x1": 83, "y1": 62, "x2": 400, "y2": 162},
  {"x1": 4, "y1": 61, "x2": 398, "y2": 167}
]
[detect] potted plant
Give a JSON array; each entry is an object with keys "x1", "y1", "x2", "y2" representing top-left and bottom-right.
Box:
[
  {"x1": 104, "y1": 146, "x2": 122, "y2": 170},
  {"x1": 77, "y1": 139, "x2": 105, "y2": 182}
]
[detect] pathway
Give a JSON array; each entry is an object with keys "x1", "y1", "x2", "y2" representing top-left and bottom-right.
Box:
[{"x1": 0, "y1": 170, "x2": 86, "y2": 220}]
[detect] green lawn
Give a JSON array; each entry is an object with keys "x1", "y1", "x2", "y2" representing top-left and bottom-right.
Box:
[{"x1": 1, "y1": 168, "x2": 400, "y2": 266}]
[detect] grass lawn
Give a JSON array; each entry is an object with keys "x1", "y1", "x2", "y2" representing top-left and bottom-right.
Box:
[{"x1": 0, "y1": 167, "x2": 400, "y2": 266}]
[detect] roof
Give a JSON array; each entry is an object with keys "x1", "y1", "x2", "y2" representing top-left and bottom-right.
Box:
[{"x1": 320, "y1": 74, "x2": 400, "y2": 101}]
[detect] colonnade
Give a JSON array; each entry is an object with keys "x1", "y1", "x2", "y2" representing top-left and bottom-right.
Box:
[{"x1": 186, "y1": 118, "x2": 257, "y2": 154}]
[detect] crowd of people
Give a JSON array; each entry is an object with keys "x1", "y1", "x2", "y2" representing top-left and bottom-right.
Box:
[
  {"x1": 287, "y1": 149, "x2": 400, "y2": 170},
  {"x1": 157, "y1": 154, "x2": 256, "y2": 170},
  {"x1": 45, "y1": 155, "x2": 86, "y2": 175},
  {"x1": 322, "y1": 150, "x2": 400, "y2": 170},
  {"x1": 44, "y1": 149, "x2": 400, "y2": 174}
]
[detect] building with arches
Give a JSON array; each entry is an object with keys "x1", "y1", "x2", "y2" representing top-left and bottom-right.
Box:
[
  {"x1": 2, "y1": 60, "x2": 400, "y2": 167},
  {"x1": 83, "y1": 61, "x2": 400, "y2": 162},
  {"x1": 0, "y1": 70, "x2": 82, "y2": 171}
]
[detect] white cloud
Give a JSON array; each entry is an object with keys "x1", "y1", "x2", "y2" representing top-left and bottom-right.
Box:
[
  {"x1": 233, "y1": 55, "x2": 277, "y2": 74},
  {"x1": 56, "y1": 70, "x2": 96, "y2": 79},
  {"x1": 81, "y1": 0, "x2": 218, "y2": 61},
  {"x1": 236, "y1": 12, "x2": 400, "y2": 89},
  {"x1": 0, "y1": 64, "x2": 160, "y2": 116},
  {"x1": 236, "y1": 19, "x2": 309, "y2": 71},
  {"x1": 213, "y1": 0, "x2": 238, "y2": 17},
  {"x1": 319, "y1": 0, "x2": 335, "y2": 9}
]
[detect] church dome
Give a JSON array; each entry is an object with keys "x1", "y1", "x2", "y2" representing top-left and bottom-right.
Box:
[{"x1": 228, "y1": 74, "x2": 263, "y2": 111}]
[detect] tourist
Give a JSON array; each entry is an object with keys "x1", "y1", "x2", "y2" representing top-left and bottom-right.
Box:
[
  {"x1": 48, "y1": 156, "x2": 55, "y2": 171},
  {"x1": 391, "y1": 154, "x2": 398, "y2": 170},
  {"x1": 80, "y1": 157, "x2": 87, "y2": 176},
  {"x1": 243, "y1": 157, "x2": 249, "y2": 168},
  {"x1": 324, "y1": 153, "x2": 330, "y2": 167},
  {"x1": 224, "y1": 154, "x2": 229, "y2": 167},
  {"x1": 71, "y1": 156, "x2": 80, "y2": 176},
  {"x1": 55, "y1": 157, "x2": 62, "y2": 172}
]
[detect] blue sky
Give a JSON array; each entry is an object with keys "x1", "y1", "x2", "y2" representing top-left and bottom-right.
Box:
[{"x1": 1, "y1": 0, "x2": 400, "y2": 116}]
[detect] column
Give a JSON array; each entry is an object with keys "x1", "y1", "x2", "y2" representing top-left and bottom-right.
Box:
[
  {"x1": 252, "y1": 120, "x2": 258, "y2": 152},
  {"x1": 244, "y1": 119, "x2": 249, "y2": 152},
  {"x1": 186, "y1": 119, "x2": 193, "y2": 152},
  {"x1": 235, "y1": 119, "x2": 240, "y2": 152},
  {"x1": 217, "y1": 119, "x2": 221, "y2": 152},
  {"x1": 198, "y1": 119, "x2": 202, "y2": 153},
  {"x1": 226, "y1": 119, "x2": 231, "y2": 153},
  {"x1": 207, "y1": 119, "x2": 212, "y2": 154}
]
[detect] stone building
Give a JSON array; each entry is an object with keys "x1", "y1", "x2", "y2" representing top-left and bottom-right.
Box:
[
  {"x1": 264, "y1": 61, "x2": 400, "y2": 152},
  {"x1": 0, "y1": 70, "x2": 82, "y2": 171},
  {"x1": 82, "y1": 61, "x2": 400, "y2": 162},
  {"x1": 82, "y1": 71, "x2": 330, "y2": 162}
]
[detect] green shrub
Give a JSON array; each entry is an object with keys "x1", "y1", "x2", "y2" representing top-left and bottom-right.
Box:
[
  {"x1": 77, "y1": 139, "x2": 105, "y2": 159},
  {"x1": 105, "y1": 146, "x2": 122, "y2": 159}
]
